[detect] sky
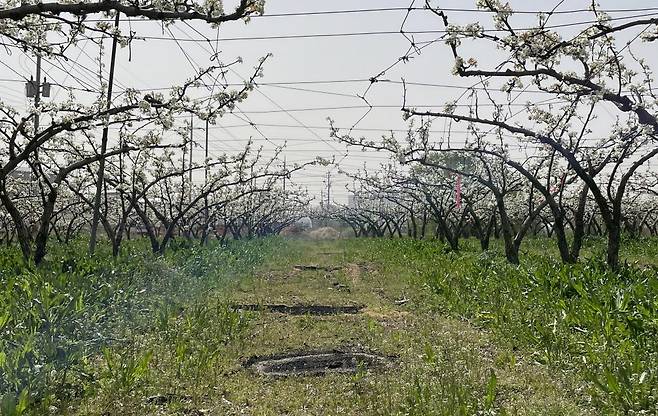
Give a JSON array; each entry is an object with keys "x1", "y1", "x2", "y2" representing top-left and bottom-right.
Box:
[{"x1": 2, "y1": 0, "x2": 658, "y2": 204}]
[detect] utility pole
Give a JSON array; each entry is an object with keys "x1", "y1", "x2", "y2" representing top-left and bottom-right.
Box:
[
  {"x1": 189, "y1": 114, "x2": 193, "y2": 204},
  {"x1": 26, "y1": 53, "x2": 51, "y2": 131},
  {"x1": 204, "y1": 118, "x2": 209, "y2": 183},
  {"x1": 33, "y1": 55, "x2": 42, "y2": 133},
  {"x1": 283, "y1": 156, "x2": 287, "y2": 192},
  {"x1": 203, "y1": 117, "x2": 209, "y2": 245},
  {"x1": 25, "y1": 52, "x2": 50, "y2": 198},
  {"x1": 326, "y1": 171, "x2": 331, "y2": 207},
  {"x1": 89, "y1": 12, "x2": 120, "y2": 255},
  {"x1": 181, "y1": 120, "x2": 187, "y2": 203}
]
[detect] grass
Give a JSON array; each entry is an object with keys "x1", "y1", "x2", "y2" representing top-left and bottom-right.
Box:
[
  {"x1": 349, "y1": 238, "x2": 658, "y2": 415},
  {"x1": 0, "y1": 237, "x2": 285, "y2": 415},
  {"x1": 2, "y1": 236, "x2": 657, "y2": 415},
  {"x1": 81, "y1": 239, "x2": 593, "y2": 415}
]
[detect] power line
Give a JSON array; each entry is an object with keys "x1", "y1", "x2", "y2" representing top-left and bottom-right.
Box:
[
  {"x1": 259, "y1": 6, "x2": 658, "y2": 16},
  {"x1": 261, "y1": 83, "x2": 360, "y2": 99},
  {"x1": 0, "y1": 74, "x2": 644, "y2": 105},
  {"x1": 72, "y1": 40, "x2": 132, "y2": 91},
  {"x1": 75, "y1": 77, "x2": 651, "y2": 96},
  {"x1": 165, "y1": 24, "x2": 244, "y2": 159},
  {"x1": 182, "y1": 100, "x2": 570, "y2": 115},
  {"x1": 172, "y1": 22, "x2": 345, "y2": 156},
  {"x1": 122, "y1": 29, "x2": 494, "y2": 42},
  {"x1": 189, "y1": 122, "x2": 577, "y2": 137},
  {"x1": 61, "y1": 6, "x2": 658, "y2": 22},
  {"x1": 110, "y1": 78, "x2": 495, "y2": 93},
  {"x1": 50, "y1": 40, "x2": 96, "y2": 100},
  {"x1": 43, "y1": 48, "x2": 105, "y2": 95},
  {"x1": 81, "y1": 12, "x2": 658, "y2": 43}
]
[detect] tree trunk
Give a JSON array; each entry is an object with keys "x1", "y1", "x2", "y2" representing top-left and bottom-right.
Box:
[
  {"x1": 607, "y1": 224, "x2": 621, "y2": 270},
  {"x1": 495, "y1": 195, "x2": 519, "y2": 264},
  {"x1": 481, "y1": 212, "x2": 495, "y2": 251},
  {"x1": 552, "y1": 214, "x2": 575, "y2": 263},
  {"x1": 34, "y1": 188, "x2": 58, "y2": 265},
  {"x1": 158, "y1": 224, "x2": 176, "y2": 254},
  {"x1": 409, "y1": 211, "x2": 417, "y2": 238},
  {"x1": 569, "y1": 186, "x2": 589, "y2": 261},
  {"x1": 0, "y1": 186, "x2": 32, "y2": 262},
  {"x1": 133, "y1": 203, "x2": 160, "y2": 254}
]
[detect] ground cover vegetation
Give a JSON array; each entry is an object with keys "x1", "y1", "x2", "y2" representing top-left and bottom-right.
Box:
[
  {"x1": 356, "y1": 237, "x2": 658, "y2": 415},
  {"x1": 0, "y1": 237, "x2": 285, "y2": 414},
  {"x1": 1, "y1": 237, "x2": 656, "y2": 415}
]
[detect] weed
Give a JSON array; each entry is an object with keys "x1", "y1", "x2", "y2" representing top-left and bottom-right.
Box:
[
  {"x1": 354, "y1": 237, "x2": 658, "y2": 415},
  {"x1": 102, "y1": 347, "x2": 153, "y2": 393},
  {"x1": 0, "y1": 237, "x2": 283, "y2": 413}
]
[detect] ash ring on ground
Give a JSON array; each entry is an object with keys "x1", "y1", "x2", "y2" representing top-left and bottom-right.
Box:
[
  {"x1": 244, "y1": 349, "x2": 395, "y2": 377},
  {"x1": 231, "y1": 303, "x2": 364, "y2": 315}
]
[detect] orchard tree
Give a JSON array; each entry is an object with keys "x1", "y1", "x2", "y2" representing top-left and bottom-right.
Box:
[
  {"x1": 1, "y1": 1, "x2": 268, "y2": 263},
  {"x1": 0, "y1": 1, "x2": 265, "y2": 55},
  {"x1": 398, "y1": 0, "x2": 658, "y2": 269}
]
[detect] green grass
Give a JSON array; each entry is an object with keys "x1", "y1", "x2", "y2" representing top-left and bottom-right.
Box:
[
  {"x1": 349, "y1": 237, "x2": 658, "y2": 415},
  {"x1": 80, "y1": 239, "x2": 591, "y2": 415},
  {"x1": 0, "y1": 237, "x2": 286, "y2": 415},
  {"x1": 2, "y1": 236, "x2": 657, "y2": 415}
]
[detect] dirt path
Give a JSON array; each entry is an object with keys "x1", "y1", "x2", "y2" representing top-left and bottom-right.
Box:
[{"x1": 209, "y1": 240, "x2": 590, "y2": 415}]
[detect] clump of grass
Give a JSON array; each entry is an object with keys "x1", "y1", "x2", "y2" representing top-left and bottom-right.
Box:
[{"x1": 388, "y1": 343, "x2": 500, "y2": 416}]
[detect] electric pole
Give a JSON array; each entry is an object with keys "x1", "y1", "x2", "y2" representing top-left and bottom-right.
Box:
[
  {"x1": 204, "y1": 118, "x2": 209, "y2": 183},
  {"x1": 33, "y1": 55, "x2": 42, "y2": 133},
  {"x1": 89, "y1": 12, "x2": 120, "y2": 254},
  {"x1": 182, "y1": 123, "x2": 187, "y2": 203},
  {"x1": 203, "y1": 117, "x2": 209, "y2": 245},
  {"x1": 326, "y1": 171, "x2": 331, "y2": 207},
  {"x1": 283, "y1": 156, "x2": 287, "y2": 192},
  {"x1": 26, "y1": 54, "x2": 51, "y2": 132},
  {"x1": 25, "y1": 51, "x2": 50, "y2": 198},
  {"x1": 189, "y1": 115, "x2": 194, "y2": 195}
]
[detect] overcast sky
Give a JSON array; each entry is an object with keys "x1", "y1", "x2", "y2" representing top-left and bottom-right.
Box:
[{"x1": 2, "y1": 0, "x2": 657, "y2": 203}]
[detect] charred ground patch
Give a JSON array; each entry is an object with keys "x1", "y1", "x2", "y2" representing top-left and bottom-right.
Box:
[
  {"x1": 244, "y1": 349, "x2": 394, "y2": 376},
  {"x1": 231, "y1": 303, "x2": 364, "y2": 315},
  {"x1": 293, "y1": 264, "x2": 342, "y2": 272}
]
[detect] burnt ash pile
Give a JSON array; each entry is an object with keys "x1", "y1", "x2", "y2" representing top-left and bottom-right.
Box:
[
  {"x1": 231, "y1": 304, "x2": 364, "y2": 315},
  {"x1": 293, "y1": 264, "x2": 342, "y2": 272},
  {"x1": 246, "y1": 351, "x2": 393, "y2": 376}
]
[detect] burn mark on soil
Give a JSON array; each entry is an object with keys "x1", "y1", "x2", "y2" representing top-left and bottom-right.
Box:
[
  {"x1": 145, "y1": 393, "x2": 192, "y2": 405},
  {"x1": 294, "y1": 264, "x2": 342, "y2": 272},
  {"x1": 231, "y1": 303, "x2": 364, "y2": 315},
  {"x1": 245, "y1": 350, "x2": 393, "y2": 376}
]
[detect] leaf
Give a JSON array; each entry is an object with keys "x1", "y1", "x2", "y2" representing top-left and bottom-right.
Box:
[
  {"x1": 75, "y1": 292, "x2": 85, "y2": 312},
  {"x1": 605, "y1": 369, "x2": 621, "y2": 394},
  {"x1": 0, "y1": 312, "x2": 10, "y2": 330},
  {"x1": 102, "y1": 347, "x2": 114, "y2": 374},
  {"x1": 485, "y1": 369, "x2": 497, "y2": 409},
  {"x1": 571, "y1": 280, "x2": 587, "y2": 298},
  {"x1": 133, "y1": 350, "x2": 153, "y2": 382},
  {"x1": 423, "y1": 343, "x2": 436, "y2": 365},
  {"x1": 1, "y1": 393, "x2": 17, "y2": 416},
  {"x1": 16, "y1": 389, "x2": 29, "y2": 415}
]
